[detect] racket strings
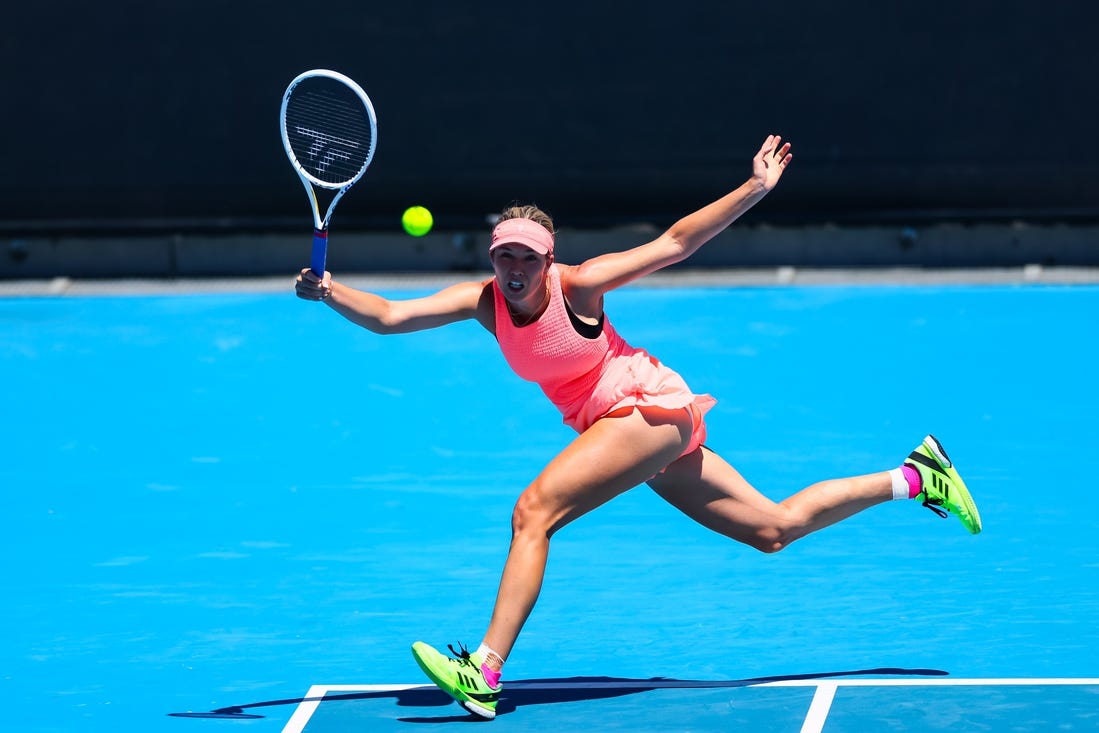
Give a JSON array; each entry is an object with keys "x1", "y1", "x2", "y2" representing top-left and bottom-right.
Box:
[{"x1": 285, "y1": 83, "x2": 375, "y2": 186}]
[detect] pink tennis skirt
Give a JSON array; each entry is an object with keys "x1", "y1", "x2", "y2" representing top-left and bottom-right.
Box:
[{"x1": 558, "y1": 350, "x2": 716, "y2": 459}]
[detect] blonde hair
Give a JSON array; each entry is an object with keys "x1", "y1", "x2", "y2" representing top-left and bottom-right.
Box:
[{"x1": 498, "y1": 204, "x2": 555, "y2": 235}]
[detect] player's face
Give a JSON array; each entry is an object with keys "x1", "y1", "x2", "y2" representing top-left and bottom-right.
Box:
[{"x1": 491, "y1": 244, "x2": 551, "y2": 304}]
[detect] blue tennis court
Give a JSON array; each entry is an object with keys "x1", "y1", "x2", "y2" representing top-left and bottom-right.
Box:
[{"x1": 3, "y1": 277, "x2": 1097, "y2": 732}]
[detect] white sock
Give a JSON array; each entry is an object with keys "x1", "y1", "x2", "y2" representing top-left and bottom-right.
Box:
[
  {"x1": 888, "y1": 467, "x2": 908, "y2": 501},
  {"x1": 476, "y1": 643, "x2": 505, "y2": 671}
]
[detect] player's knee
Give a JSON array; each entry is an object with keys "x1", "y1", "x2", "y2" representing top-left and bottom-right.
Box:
[
  {"x1": 510, "y1": 487, "x2": 554, "y2": 540},
  {"x1": 748, "y1": 531, "x2": 789, "y2": 554},
  {"x1": 748, "y1": 516, "x2": 806, "y2": 554},
  {"x1": 752, "y1": 504, "x2": 811, "y2": 553}
]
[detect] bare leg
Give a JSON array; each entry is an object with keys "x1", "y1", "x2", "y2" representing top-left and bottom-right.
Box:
[
  {"x1": 648, "y1": 446, "x2": 894, "y2": 553},
  {"x1": 481, "y1": 406, "x2": 694, "y2": 661}
]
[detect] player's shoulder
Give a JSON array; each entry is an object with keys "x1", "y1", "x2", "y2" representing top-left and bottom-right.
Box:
[
  {"x1": 473, "y1": 277, "x2": 498, "y2": 333},
  {"x1": 556, "y1": 262, "x2": 605, "y2": 311},
  {"x1": 559, "y1": 257, "x2": 619, "y2": 294},
  {"x1": 554, "y1": 262, "x2": 582, "y2": 286}
]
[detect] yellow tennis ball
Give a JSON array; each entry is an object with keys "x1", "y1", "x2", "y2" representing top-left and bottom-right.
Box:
[{"x1": 401, "y1": 205, "x2": 433, "y2": 237}]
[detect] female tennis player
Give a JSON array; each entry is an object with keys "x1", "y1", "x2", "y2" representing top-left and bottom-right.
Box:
[{"x1": 295, "y1": 135, "x2": 982, "y2": 719}]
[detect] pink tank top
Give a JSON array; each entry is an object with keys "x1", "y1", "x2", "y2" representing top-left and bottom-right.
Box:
[{"x1": 493, "y1": 264, "x2": 715, "y2": 433}]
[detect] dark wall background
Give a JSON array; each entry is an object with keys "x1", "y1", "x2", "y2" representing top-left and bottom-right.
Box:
[{"x1": 3, "y1": 1, "x2": 1096, "y2": 236}]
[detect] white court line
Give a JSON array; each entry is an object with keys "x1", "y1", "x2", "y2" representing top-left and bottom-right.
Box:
[
  {"x1": 800, "y1": 683, "x2": 837, "y2": 733},
  {"x1": 281, "y1": 678, "x2": 1099, "y2": 733},
  {"x1": 758, "y1": 677, "x2": 1099, "y2": 687},
  {"x1": 281, "y1": 685, "x2": 325, "y2": 733},
  {"x1": 281, "y1": 684, "x2": 433, "y2": 733}
]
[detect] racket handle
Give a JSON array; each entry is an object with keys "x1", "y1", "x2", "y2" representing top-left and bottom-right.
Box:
[{"x1": 310, "y1": 229, "x2": 328, "y2": 277}]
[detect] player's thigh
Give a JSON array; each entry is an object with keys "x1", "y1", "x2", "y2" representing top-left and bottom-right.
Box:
[{"x1": 524, "y1": 406, "x2": 693, "y2": 535}]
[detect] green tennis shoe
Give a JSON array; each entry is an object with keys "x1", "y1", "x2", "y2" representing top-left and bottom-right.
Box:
[
  {"x1": 411, "y1": 641, "x2": 502, "y2": 719},
  {"x1": 906, "y1": 434, "x2": 982, "y2": 534}
]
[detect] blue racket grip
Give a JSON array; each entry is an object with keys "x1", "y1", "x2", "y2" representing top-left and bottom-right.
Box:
[{"x1": 310, "y1": 229, "x2": 328, "y2": 277}]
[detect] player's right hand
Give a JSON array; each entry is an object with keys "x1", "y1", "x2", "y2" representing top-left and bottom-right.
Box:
[{"x1": 295, "y1": 268, "x2": 332, "y2": 301}]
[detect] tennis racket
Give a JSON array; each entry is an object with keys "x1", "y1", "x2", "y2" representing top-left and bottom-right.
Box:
[{"x1": 280, "y1": 69, "x2": 378, "y2": 277}]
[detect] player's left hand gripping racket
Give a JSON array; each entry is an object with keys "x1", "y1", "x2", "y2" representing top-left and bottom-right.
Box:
[{"x1": 280, "y1": 69, "x2": 377, "y2": 277}]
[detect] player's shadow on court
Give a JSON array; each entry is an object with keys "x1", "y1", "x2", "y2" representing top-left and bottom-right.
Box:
[{"x1": 168, "y1": 667, "x2": 948, "y2": 722}]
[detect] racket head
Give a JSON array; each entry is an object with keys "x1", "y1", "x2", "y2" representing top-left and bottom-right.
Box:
[{"x1": 280, "y1": 69, "x2": 378, "y2": 192}]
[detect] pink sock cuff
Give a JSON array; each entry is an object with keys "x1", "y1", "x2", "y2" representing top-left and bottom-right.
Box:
[
  {"x1": 481, "y1": 663, "x2": 501, "y2": 687},
  {"x1": 902, "y1": 463, "x2": 922, "y2": 499}
]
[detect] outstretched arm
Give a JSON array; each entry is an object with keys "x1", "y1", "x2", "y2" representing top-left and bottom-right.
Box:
[
  {"x1": 666, "y1": 133, "x2": 792, "y2": 251},
  {"x1": 566, "y1": 135, "x2": 793, "y2": 303},
  {"x1": 296, "y1": 269, "x2": 491, "y2": 334}
]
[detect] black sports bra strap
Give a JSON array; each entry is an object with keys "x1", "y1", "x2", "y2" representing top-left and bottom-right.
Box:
[{"x1": 562, "y1": 296, "x2": 604, "y2": 339}]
